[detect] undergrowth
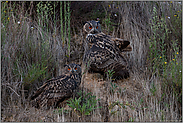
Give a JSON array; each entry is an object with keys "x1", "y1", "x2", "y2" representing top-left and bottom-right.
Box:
[
  {"x1": 66, "y1": 90, "x2": 101, "y2": 121},
  {"x1": 148, "y1": 5, "x2": 182, "y2": 105},
  {"x1": 1, "y1": 1, "x2": 182, "y2": 122}
]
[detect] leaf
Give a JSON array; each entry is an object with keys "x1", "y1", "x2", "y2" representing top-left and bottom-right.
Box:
[
  {"x1": 81, "y1": 104, "x2": 86, "y2": 114},
  {"x1": 84, "y1": 112, "x2": 90, "y2": 115},
  {"x1": 67, "y1": 103, "x2": 75, "y2": 109}
]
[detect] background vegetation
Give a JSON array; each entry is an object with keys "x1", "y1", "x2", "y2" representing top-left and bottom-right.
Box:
[{"x1": 1, "y1": 1, "x2": 182, "y2": 122}]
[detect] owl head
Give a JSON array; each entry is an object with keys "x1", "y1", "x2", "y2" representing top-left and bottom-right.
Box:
[
  {"x1": 64, "y1": 63, "x2": 82, "y2": 75},
  {"x1": 83, "y1": 20, "x2": 101, "y2": 34}
]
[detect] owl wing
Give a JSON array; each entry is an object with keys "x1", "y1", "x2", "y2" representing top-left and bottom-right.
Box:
[
  {"x1": 112, "y1": 38, "x2": 132, "y2": 52},
  {"x1": 86, "y1": 33, "x2": 131, "y2": 58},
  {"x1": 98, "y1": 32, "x2": 132, "y2": 52},
  {"x1": 31, "y1": 74, "x2": 78, "y2": 108},
  {"x1": 85, "y1": 33, "x2": 128, "y2": 72},
  {"x1": 86, "y1": 33, "x2": 117, "y2": 55},
  {"x1": 30, "y1": 75, "x2": 65, "y2": 100}
]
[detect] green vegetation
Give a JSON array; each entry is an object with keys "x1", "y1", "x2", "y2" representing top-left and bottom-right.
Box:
[
  {"x1": 105, "y1": 69, "x2": 115, "y2": 81},
  {"x1": 110, "y1": 82, "x2": 118, "y2": 94},
  {"x1": 36, "y1": 1, "x2": 71, "y2": 57},
  {"x1": 1, "y1": 1, "x2": 182, "y2": 122},
  {"x1": 148, "y1": 5, "x2": 182, "y2": 104},
  {"x1": 67, "y1": 91, "x2": 101, "y2": 119},
  {"x1": 1, "y1": 1, "x2": 56, "y2": 93}
]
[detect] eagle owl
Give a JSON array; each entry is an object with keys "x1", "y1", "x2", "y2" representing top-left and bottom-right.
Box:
[
  {"x1": 31, "y1": 63, "x2": 82, "y2": 108},
  {"x1": 83, "y1": 20, "x2": 132, "y2": 79}
]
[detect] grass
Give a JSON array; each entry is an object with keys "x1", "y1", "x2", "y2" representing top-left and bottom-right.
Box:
[
  {"x1": 1, "y1": 1, "x2": 182, "y2": 122},
  {"x1": 148, "y1": 4, "x2": 182, "y2": 106}
]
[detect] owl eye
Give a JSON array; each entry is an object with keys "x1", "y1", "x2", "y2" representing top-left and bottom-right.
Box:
[
  {"x1": 68, "y1": 68, "x2": 71, "y2": 71},
  {"x1": 74, "y1": 67, "x2": 77, "y2": 70},
  {"x1": 89, "y1": 26, "x2": 92, "y2": 29},
  {"x1": 96, "y1": 26, "x2": 98, "y2": 29}
]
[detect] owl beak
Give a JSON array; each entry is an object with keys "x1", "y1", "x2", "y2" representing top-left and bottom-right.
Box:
[{"x1": 92, "y1": 29, "x2": 97, "y2": 34}]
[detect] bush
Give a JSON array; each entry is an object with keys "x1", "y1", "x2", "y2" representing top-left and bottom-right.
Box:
[{"x1": 66, "y1": 90, "x2": 101, "y2": 119}]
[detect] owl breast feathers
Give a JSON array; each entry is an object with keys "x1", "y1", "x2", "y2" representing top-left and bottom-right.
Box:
[
  {"x1": 31, "y1": 63, "x2": 81, "y2": 108},
  {"x1": 83, "y1": 20, "x2": 132, "y2": 79}
]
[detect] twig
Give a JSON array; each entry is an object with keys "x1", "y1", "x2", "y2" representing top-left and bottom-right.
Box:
[{"x1": 2, "y1": 83, "x2": 20, "y2": 97}]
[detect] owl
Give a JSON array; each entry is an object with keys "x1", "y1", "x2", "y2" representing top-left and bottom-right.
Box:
[
  {"x1": 31, "y1": 63, "x2": 82, "y2": 108},
  {"x1": 83, "y1": 20, "x2": 132, "y2": 79}
]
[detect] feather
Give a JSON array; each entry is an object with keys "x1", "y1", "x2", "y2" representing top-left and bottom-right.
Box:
[{"x1": 30, "y1": 64, "x2": 81, "y2": 108}]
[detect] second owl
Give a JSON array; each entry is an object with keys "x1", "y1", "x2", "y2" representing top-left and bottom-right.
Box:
[{"x1": 83, "y1": 20, "x2": 132, "y2": 79}]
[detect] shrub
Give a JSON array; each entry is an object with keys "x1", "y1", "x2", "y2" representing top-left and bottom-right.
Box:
[{"x1": 67, "y1": 90, "x2": 101, "y2": 119}]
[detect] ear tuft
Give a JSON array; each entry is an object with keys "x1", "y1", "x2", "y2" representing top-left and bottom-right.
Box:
[
  {"x1": 64, "y1": 64, "x2": 68, "y2": 67},
  {"x1": 83, "y1": 21, "x2": 89, "y2": 25}
]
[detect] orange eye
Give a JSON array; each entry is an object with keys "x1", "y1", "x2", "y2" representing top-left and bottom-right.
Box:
[
  {"x1": 89, "y1": 26, "x2": 92, "y2": 29},
  {"x1": 96, "y1": 26, "x2": 98, "y2": 29},
  {"x1": 74, "y1": 67, "x2": 77, "y2": 70},
  {"x1": 68, "y1": 68, "x2": 71, "y2": 71}
]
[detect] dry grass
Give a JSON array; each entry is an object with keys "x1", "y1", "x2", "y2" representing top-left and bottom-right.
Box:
[
  {"x1": 1, "y1": 71, "x2": 181, "y2": 122},
  {"x1": 1, "y1": 1, "x2": 182, "y2": 122}
]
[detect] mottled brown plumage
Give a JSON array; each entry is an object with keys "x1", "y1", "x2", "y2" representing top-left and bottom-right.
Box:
[
  {"x1": 83, "y1": 20, "x2": 132, "y2": 79},
  {"x1": 31, "y1": 63, "x2": 82, "y2": 108}
]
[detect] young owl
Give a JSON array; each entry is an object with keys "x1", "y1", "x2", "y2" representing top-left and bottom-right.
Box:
[
  {"x1": 83, "y1": 20, "x2": 132, "y2": 79},
  {"x1": 31, "y1": 63, "x2": 82, "y2": 108}
]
